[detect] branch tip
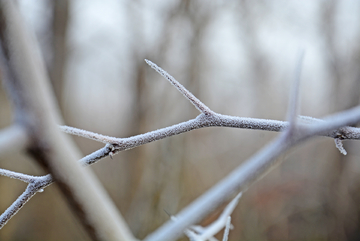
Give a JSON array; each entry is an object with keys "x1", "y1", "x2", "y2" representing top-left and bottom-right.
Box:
[{"x1": 335, "y1": 138, "x2": 347, "y2": 155}]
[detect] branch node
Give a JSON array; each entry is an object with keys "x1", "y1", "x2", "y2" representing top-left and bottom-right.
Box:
[{"x1": 106, "y1": 143, "x2": 116, "y2": 159}]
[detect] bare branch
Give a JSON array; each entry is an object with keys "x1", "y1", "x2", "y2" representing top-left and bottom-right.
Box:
[
  {"x1": 0, "y1": 183, "x2": 39, "y2": 229},
  {"x1": 304, "y1": 105, "x2": 360, "y2": 138},
  {"x1": 0, "y1": 174, "x2": 52, "y2": 229},
  {"x1": 144, "y1": 106, "x2": 360, "y2": 241},
  {"x1": 0, "y1": 168, "x2": 37, "y2": 183},
  {"x1": 0, "y1": 125, "x2": 29, "y2": 157},
  {"x1": 59, "y1": 125, "x2": 118, "y2": 144},
  {"x1": 145, "y1": 59, "x2": 214, "y2": 115}
]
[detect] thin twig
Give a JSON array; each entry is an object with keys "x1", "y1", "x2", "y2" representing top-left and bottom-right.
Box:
[
  {"x1": 222, "y1": 217, "x2": 231, "y2": 241},
  {"x1": 59, "y1": 125, "x2": 118, "y2": 144},
  {"x1": 61, "y1": 111, "x2": 360, "y2": 166},
  {"x1": 145, "y1": 59, "x2": 214, "y2": 115},
  {"x1": 0, "y1": 174, "x2": 52, "y2": 229},
  {"x1": 0, "y1": 168, "x2": 37, "y2": 183}
]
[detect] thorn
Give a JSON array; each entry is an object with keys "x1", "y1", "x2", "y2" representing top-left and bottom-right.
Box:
[
  {"x1": 335, "y1": 138, "x2": 347, "y2": 155},
  {"x1": 145, "y1": 59, "x2": 214, "y2": 115}
]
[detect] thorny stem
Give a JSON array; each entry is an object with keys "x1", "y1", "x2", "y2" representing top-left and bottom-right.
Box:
[
  {"x1": 2, "y1": 58, "x2": 360, "y2": 240},
  {"x1": 62, "y1": 112, "x2": 360, "y2": 164}
]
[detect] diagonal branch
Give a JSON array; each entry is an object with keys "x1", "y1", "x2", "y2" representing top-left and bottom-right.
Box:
[
  {"x1": 59, "y1": 59, "x2": 360, "y2": 165},
  {"x1": 59, "y1": 125, "x2": 118, "y2": 144},
  {"x1": 145, "y1": 59, "x2": 214, "y2": 115},
  {"x1": 143, "y1": 104, "x2": 360, "y2": 241}
]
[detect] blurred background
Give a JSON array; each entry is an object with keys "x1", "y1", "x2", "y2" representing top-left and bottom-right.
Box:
[{"x1": 1, "y1": 0, "x2": 360, "y2": 240}]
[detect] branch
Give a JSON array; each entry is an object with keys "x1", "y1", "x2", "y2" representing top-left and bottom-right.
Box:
[
  {"x1": 145, "y1": 59, "x2": 214, "y2": 115},
  {"x1": 0, "y1": 168, "x2": 37, "y2": 183},
  {"x1": 143, "y1": 104, "x2": 360, "y2": 241},
  {"x1": 60, "y1": 59, "x2": 358, "y2": 167},
  {"x1": 0, "y1": 174, "x2": 52, "y2": 229},
  {"x1": 0, "y1": 183, "x2": 42, "y2": 229},
  {"x1": 59, "y1": 125, "x2": 118, "y2": 144}
]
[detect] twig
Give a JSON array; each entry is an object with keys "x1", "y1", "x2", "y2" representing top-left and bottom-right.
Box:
[
  {"x1": 143, "y1": 98, "x2": 360, "y2": 241},
  {"x1": 145, "y1": 59, "x2": 214, "y2": 115},
  {"x1": 59, "y1": 125, "x2": 118, "y2": 144},
  {"x1": 1, "y1": 49, "x2": 360, "y2": 241},
  {"x1": 60, "y1": 59, "x2": 360, "y2": 167},
  {"x1": 61, "y1": 113, "x2": 360, "y2": 165},
  {"x1": 0, "y1": 174, "x2": 52, "y2": 229},
  {"x1": 0, "y1": 168, "x2": 37, "y2": 183}
]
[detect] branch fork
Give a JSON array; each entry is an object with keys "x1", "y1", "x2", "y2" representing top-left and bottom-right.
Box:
[{"x1": 2, "y1": 56, "x2": 360, "y2": 241}]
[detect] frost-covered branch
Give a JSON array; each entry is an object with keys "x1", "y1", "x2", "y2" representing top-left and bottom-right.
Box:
[
  {"x1": 59, "y1": 58, "x2": 359, "y2": 170},
  {"x1": 0, "y1": 174, "x2": 51, "y2": 229},
  {"x1": 145, "y1": 59, "x2": 214, "y2": 115},
  {"x1": 0, "y1": 168, "x2": 37, "y2": 183},
  {"x1": 142, "y1": 65, "x2": 360, "y2": 241},
  {"x1": 59, "y1": 125, "x2": 118, "y2": 144},
  {"x1": 1, "y1": 21, "x2": 360, "y2": 240}
]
